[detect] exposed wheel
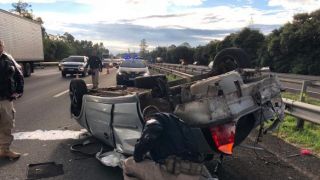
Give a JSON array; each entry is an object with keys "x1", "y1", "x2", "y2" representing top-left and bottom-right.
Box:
[
  {"x1": 210, "y1": 48, "x2": 250, "y2": 76},
  {"x1": 134, "y1": 75, "x2": 167, "y2": 89},
  {"x1": 23, "y1": 63, "x2": 32, "y2": 77},
  {"x1": 61, "y1": 72, "x2": 66, "y2": 77},
  {"x1": 69, "y1": 79, "x2": 88, "y2": 116}
]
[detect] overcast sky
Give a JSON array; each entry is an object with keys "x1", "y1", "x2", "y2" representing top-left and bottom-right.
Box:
[{"x1": 1, "y1": 0, "x2": 319, "y2": 54}]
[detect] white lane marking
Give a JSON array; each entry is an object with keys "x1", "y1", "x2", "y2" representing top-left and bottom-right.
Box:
[
  {"x1": 53, "y1": 84, "x2": 93, "y2": 98},
  {"x1": 13, "y1": 129, "x2": 87, "y2": 140},
  {"x1": 53, "y1": 89, "x2": 69, "y2": 98}
]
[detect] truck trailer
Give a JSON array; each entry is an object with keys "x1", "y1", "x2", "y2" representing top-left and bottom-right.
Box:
[{"x1": 0, "y1": 9, "x2": 44, "y2": 77}]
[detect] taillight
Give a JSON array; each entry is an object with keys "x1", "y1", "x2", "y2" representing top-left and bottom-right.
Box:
[{"x1": 209, "y1": 122, "x2": 236, "y2": 155}]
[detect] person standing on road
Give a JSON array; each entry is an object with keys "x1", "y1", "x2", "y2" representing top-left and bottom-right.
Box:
[
  {"x1": 0, "y1": 40, "x2": 24, "y2": 160},
  {"x1": 86, "y1": 50, "x2": 103, "y2": 89},
  {"x1": 123, "y1": 106, "x2": 209, "y2": 180}
]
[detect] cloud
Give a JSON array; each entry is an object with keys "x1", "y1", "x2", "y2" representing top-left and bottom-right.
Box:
[
  {"x1": 63, "y1": 22, "x2": 236, "y2": 53},
  {"x1": 0, "y1": 0, "x2": 58, "y2": 3},
  {"x1": 268, "y1": 0, "x2": 320, "y2": 12},
  {"x1": 2, "y1": 0, "x2": 314, "y2": 53},
  {"x1": 119, "y1": 13, "x2": 192, "y2": 23},
  {"x1": 31, "y1": 2, "x2": 298, "y2": 53}
]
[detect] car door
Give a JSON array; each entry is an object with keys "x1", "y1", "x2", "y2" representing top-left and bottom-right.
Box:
[
  {"x1": 112, "y1": 95, "x2": 144, "y2": 155},
  {"x1": 84, "y1": 96, "x2": 114, "y2": 147}
]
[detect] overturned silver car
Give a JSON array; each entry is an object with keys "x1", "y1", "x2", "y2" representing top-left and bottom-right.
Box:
[{"x1": 69, "y1": 48, "x2": 285, "y2": 158}]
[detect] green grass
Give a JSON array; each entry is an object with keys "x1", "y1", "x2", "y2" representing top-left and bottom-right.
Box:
[
  {"x1": 272, "y1": 92, "x2": 320, "y2": 156},
  {"x1": 282, "y1": 92, "x2": 320, "y2": 106},
  {"x1": 166, "y1": 74, "x2": 180, "y2": 82},
  {"x1": 276, "y1": 115, "x2": 320, "y2": 156}
]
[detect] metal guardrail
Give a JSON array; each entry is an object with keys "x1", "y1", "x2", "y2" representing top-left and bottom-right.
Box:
[
  {"x1": 156, "y1": 63, "x2": 320, "y2": 96},
  {"x1": 149, "y1": 64, "x2": 194, "y2": 79},
  {"x1": 40, "y1": 62, "x2": 59, "y2": 66},
  {"x1": 283, "y1": 98, "x2": 320, "y2": 125},
  {"x1": 151, "y1": 63, "x2": 320, "y2": 125},
  {"x1": 33, "y1": 62, "x2": 59, "y2": 67},
  {"x1": 156, "y1": 63, "x2": 211, "y2": 75}
]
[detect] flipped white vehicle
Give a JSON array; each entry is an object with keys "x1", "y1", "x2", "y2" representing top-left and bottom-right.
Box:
[{"x1": 69, "y1": 48, "x2": 285, "y2": 158}]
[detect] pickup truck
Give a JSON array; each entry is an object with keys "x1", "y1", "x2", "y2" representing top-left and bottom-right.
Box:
[{"x1": 69, "y1": 48, "x2": 285, "y2": 158}]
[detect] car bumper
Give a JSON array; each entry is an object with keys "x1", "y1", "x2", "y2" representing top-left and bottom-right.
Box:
[
  {"x1": 62, "y1": 68, "x2": 86, "y2": 73},
  {"x1": 117, "y1": 74, "x2": 142, "y2": 82}
]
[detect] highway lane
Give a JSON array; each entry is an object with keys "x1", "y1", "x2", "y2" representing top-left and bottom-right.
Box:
[
  {"x1": 0, "y1": 67, "x2": 314, "y2": 180},
  {"x1": 0, "y1": 67, "x2": 123, "y2": 180}
]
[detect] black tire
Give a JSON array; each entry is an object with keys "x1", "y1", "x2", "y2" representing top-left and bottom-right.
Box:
[
  {"x1": 134, "y1": 75, "x2": 167, "y2": 89},
  {"x1": 211, "y1": 48, "x2": 250, "y2": 76},
  {"x1": 61, "y1": 72, "x2": 66, "y2": 77},
  {"x1": 23, "y1": 63, "x2": 32, "y2": 77},
  {"x1": 69, "y1": 79, "x2": 88, "y2": 116}
]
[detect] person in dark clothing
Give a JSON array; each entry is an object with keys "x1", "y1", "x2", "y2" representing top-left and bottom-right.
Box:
[
  {"x1": 0, "y1": 40, "x2": 24, "y2": 160},
  {"x1": 123, "y1": 106, "x2": 207, "y2": 180},
  {"x1": 85, "y1": 50, "x2": 103, "y2": 89}
]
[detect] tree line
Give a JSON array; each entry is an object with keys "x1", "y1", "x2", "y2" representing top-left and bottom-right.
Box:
[
  {"x1": 10, "y1": 1, "x2": 320, "y2": 75},
  {"x1": 147, "y1": 9, "x2": 320, "y2": 75},
  {"x1": 10, "y1": 1, "x2": 109, "y2": 61},
  {"x1": 43, "y1": 33, "x2": 109, "y2": 61}
]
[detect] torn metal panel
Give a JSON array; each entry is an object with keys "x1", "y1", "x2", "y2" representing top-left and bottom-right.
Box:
[{"x1": 175, "y1": 71, "x2": 283, "y2": 127}]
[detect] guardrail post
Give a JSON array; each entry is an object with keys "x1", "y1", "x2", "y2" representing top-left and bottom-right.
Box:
[{"x1": 296, "y1": 80, "x2": 310, "y2": 130}]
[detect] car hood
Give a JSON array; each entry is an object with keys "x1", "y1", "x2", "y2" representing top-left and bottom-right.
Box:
[{"x1": 119, "y1": 67, "x2": 148, "y2": 73}]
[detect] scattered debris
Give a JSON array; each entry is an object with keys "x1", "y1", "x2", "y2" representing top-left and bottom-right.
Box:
[
  {"x1": 287, "y1": 149, "x2": 313, "y2": 158},
  {"x1": 96, "y1": 150, "x2": 125, "y2": 168},
  {"x1": 27, "y1": 162, "x2": 64, "y2": 180}
]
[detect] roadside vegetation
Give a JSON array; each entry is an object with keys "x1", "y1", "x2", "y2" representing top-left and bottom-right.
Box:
[
  {"x1": 276, "y1": 92, "x2": 320, "y2": 155},
  {"x1": 277, "y1": 116, "x2": 320, "y2": 156},
  {"x1": 10, "y1": 1, "x2": 320, "y2": 75},
  {"x1": 148, "y1": 9, "x2": 320, "y2": 76},
  {"x1": 166, "y1": 74, "x2": 180, "y2": 82}
]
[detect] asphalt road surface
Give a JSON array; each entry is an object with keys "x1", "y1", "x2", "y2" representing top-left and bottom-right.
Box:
[
  {"x1": 0, "y1": 67, "x2": 317, "y2": 180},
  {"x1": 0, "y1": 67, "x2": 123, "y2": 180}
]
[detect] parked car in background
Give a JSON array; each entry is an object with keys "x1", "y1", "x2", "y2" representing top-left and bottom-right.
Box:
[
  {"x1": 60, "y1": 56, "x2": 88, "y2": 77},
  {"x1": 116, "y1": 60, "x2": 149, "y2": 85}
]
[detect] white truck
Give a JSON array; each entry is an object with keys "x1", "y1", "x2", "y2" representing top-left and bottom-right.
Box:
[{"x1": 0, "y1": 9, "x2": 44, "y2": 77}]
